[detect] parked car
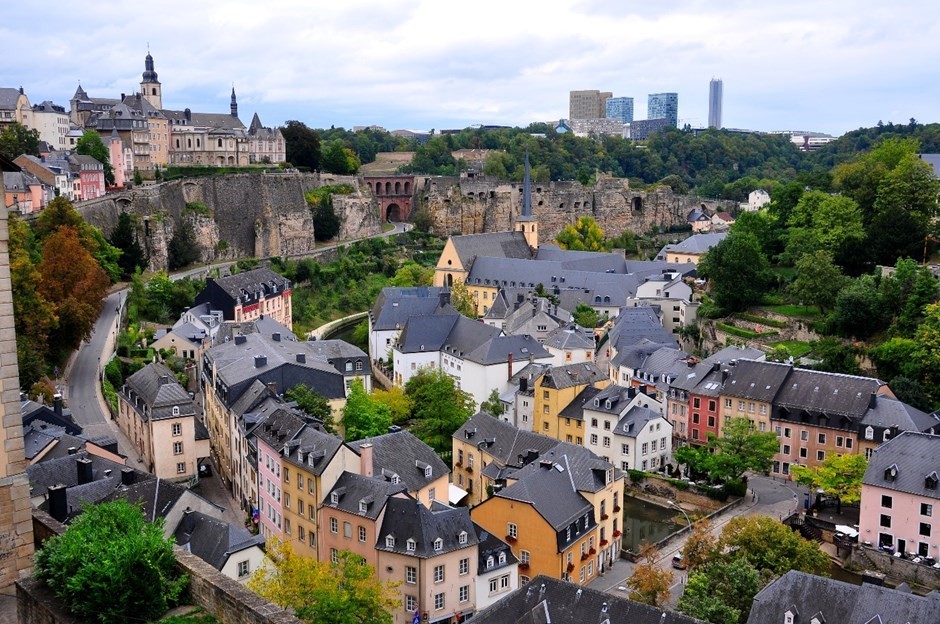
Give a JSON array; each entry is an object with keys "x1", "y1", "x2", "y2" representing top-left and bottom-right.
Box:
[{"x1": 672, "y1": 554, "x2": 686, "y2": 569}]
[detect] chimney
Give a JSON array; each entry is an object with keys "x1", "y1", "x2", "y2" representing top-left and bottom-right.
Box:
[
  {"x1": 296, "y1": 353, "x2": 306, "y2": 364},
  {"x1": 54, "y1": 393, "x2": 64, "y2": 417},
  {"x1": 508, "y1": 352, "x2": 513, "y2": 381},
  {"x1": 439, "y1": 291, "x2": 451, "y2": 308},
  {"x1": 121, "y1": 467, "x2": 135, "y2": 485},
  {"x1": 869, "y1": 393, "x2": 878, "y2": 409},
  {"x1": 67, "y1": 446, "x2": 78, "y2": 455},
  {"x1": 721, "y1": 369, "x2": 729, "y2": 383},
  {"x1": 48, "y1": 484, "x2": 68, "y2": 522},
  {"x1": 272, "y1": 332, "x2": 281, "y2": 342},
  {"x1": 266, "y1": 381, "x2": 277, "y2": 395},
  {"x1": 120, "y1": 92, "x2": 125, "y2": 100},
  {"x1": 254, "y1": 354, "x2": 267, "y2": 368},
  {"x1": 184, "y1": 108, "x2": 191, "y2": 122},
  {"x1": 520, "y1": 377, "x2": 528, "y2": 392},
  {"x1": 76, "y1": 457, "x2": 93, "y2": 485},
  {"x1": 234, "y1": 335, "x2": 247, "y2": 345},
  {"x1": 359, "y1": 443, "x2": 374, "y2": 478}
]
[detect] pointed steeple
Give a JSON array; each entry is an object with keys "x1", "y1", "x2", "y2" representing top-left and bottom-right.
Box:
[
  {"x1": 514, "y1": 148, "x2": 539, "y2": 250},
  {"x1": 521, "y1": 149, "x2": 533, "y2": 217},
  {"x1": 230, "y1": 87, "x2": 238, "y2": 118},
  {"x1": 72, "y1": 83, "x2": 88, "y2": 101}
]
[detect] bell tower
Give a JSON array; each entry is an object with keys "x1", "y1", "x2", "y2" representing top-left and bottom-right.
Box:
[
  {"x1": 514, "y1": 150, "x2": 539, "y2": 250},
  {"x1": 140, "y1": 51, "x2": 162, "y2": 109}
]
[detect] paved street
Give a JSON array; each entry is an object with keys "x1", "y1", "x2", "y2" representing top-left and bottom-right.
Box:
[{"x1": 588, "y1": 474, "x2": 809, "y2": 605}]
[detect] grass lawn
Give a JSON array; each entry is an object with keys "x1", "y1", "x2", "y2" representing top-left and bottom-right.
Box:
[
  {"x1": 768, "y1": 340, "x2": 813, "y2": 358},
  {"x1": 759, "y1": 304, "x2": 820, "y2": 318}
]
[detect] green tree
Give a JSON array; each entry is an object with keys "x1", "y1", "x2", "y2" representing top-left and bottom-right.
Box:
[
  {"x1": 869, "y1": 337, "x2": 921, "y2": 385},
  {"x1": 573, "y1": 302, "x2": 601, "y2": 328},
  {"x1": 708, "y1": 417, "x2": 780, "y2": 482},
  {"x1": 729, "y1": 210, "x2": 780, "y2": 259},
  {"x1": 717, "y1": 515, "x2": 830, "y2": 577},
  {"x1": 480, "y1": 388, "x2": 504, "y2": 416},
  {"x1": 389, "y1": 261, "x2": 434, "y2": 287},
  {"x1": 678, "y1": 559, "x2": 761, "y2": 624},
  {"x1": 406, "y1": 367, "x2": 476, "y2": 456},
  {"x1": 248, "y1": 539, "x2": 399, "y2": 624},
  {"x1": 286, "y1": 383, "x2": 335, "y2": 433},
  {"x1": 321, "y1": 138, "x2": 361, "y2": 175},
  {"x1": 783, "y1": 191, "x2": 865, "y2": 267},
  {"x1": 402, "y1": 137, "x2": 459, "y2": 176},
  {"x1": 449, "y1": 280, "x2": 477, "y2": 317},
  {"x1": 894, "y1": 266, "x2": 939, "y2": 336},
  {"x1": 809, "y1": 337, "x2": 860, "y2": 375},
  {"x1": 556, "y1": 216, "x2": 606, "y2": 251},
  {"x1": 913, "y1": 303, "x2": 940, "y2": 404},
  {"x1": 868, "y1": 152, "x2": 939, "y2": 265},
  {"x1": 0, "y1": 121, "x2": 40, "y2": 159},
  {"x1": 791, "y1": 453, "x2": 867, "y2": 514},
  {"x1": 830, "y1": 275, "x2": 885, "y2": 339},
  {"x1": 108, "y1": 212, "x2": 147, "y2": 279},
  {"x1": 312, "y1": 197, "x2": 341, "y2": 242},
  {"x1": 789, "y1": 250, "x2": 845, "y2": 313},
  {"x1": 371, "y1": 386, "x2": 412, "y2": 425},
  {"x1": 698, "y1": 233, "x2": 772, "y2": 313},
  {"x1": 342, "y1": 379, "x2": 392, "y2": 441},
  {"x1": 76, "y1": 130, "x2": 115, "y2": 186},
  {"x1": 167, "y1": 220, "x2": 200, "y2": 270},
  {"x1": 34, "y1": 500, "x2": 187, "y2": 623},
  {"x1": 681, "y1": 518, "x2": 718, "y2": 572},
  {"x1": 282, "y1": 120, "x2": 322, "y2": 170}
]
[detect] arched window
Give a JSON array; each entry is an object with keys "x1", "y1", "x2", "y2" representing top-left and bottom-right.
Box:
[
  {"x1": 395, "y1": 181, "x2": 401, "y2": 194},
  {"x1": 404, "y1": 181, "x2": 411, "y2": 193},
  {"x1": 385, "y1": 182, "x2": 391, "y2": 194},
  {"x1": 152, "y1": 88, "x2": 157, "y2": 95},
  {"x1": 218, "y1": 138, "x2": 223, "y2": 147}
]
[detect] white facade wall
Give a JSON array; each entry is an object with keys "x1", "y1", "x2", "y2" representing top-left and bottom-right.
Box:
[
  {"x1": 219, "y1": 546, "x2": 268, "y2": 584},
  {"x1": 474, "y1": 563, "x2": 519, "y2": 612}
]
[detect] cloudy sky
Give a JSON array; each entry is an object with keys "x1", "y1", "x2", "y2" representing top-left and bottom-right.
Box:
[{"x1": 3, "y1": 0, "x2": 936, "y2": 136}]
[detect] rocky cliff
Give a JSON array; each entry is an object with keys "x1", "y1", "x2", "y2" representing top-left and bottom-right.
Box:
[
  {"x1": 76, "y1": 172, "x2": 381, "y2": 271},
  {"x1": 414, "y1": 175, "x2": 736, "y2": 240}
]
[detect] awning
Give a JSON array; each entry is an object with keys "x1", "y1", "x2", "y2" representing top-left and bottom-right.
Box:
[{"x1": 449, "y1": 483, "x2": 468, "y2": 505}]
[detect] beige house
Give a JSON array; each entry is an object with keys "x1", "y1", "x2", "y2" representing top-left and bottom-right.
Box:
[
  {"x1": 118, "y1": 362, "x2": 208, "y2": 480},
  {"x1": 656, "y1": 232, "x2": 728, "y2": 266}
]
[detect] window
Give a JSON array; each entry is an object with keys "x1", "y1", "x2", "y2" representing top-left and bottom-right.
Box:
[
  {"x1": 285, "y1": 493, "x2": 290, "y2": 509},
  {"x1": 406, "y1": 566, "x2": 416, "y2": 584},
  {"x1": 603, "y1": 437, "x2": 610, "y2": 448},
  {"x1": 922, "y1": 503, "x2": 933, "y2": 517},
  {"x1": 590, "y1": 434, "x2": 598, "y2": 445},
  {"x1": 882, "y1": 495, "x2": 893, "y2": 509},
  {"x1": 693, "y1": 398, "x2": 700, "y2": 409},
  {"x1": 817, "y1": 450, "x2": 825, "y2": 461},
  {"x1": 784, "y1": 427, "x2": 792, "y2": 438},
  {"x1": 173, "y1": 442, "x2": 183, "y2": 455},
  {"x1": 486, "y1": 555, "x2": 494, "y2": 569},
  {"x1": 237, "y1": 560, "x2": 250, "y2": 578},
  {"x1": 176, "y1": 462, "x2": 186, "y2": 474},
  {"x1": 520, "y1": 575, "x2": 530, "y2": 585},
  {"x1": 330, "y1": 518, "x2": 338, "y2": 533},
  {"x1": 460, "y1": 585, "x2": 469, "y2": 603},
  {"x1": 459, "y1": 531, "x2": 467, "y2": 545},
  {"x1": 405, "y1": 595, "x2": 416, "y2": 611},
  {"x1": 298, "y1": 499, "x2": 305, "y2": 517},
  {"x1": 738, "y1": 401, "x2": 745, "y2": 411},
  {"x1": 434, "y1": 538, "x2": 443, "y2": 551},
  {"x1": 343, "y1": 521, "x2": 352, "y2": 538},
  {"x1": 498, "y1": 551, "x2": 506, "y2": 564},
  {"x1": 406, "y1": 538, "x2": 416, "y2": 553},
  {"x1": 459, "y1": 558, "x2": 469, "y2": 575},
  {"x1": 579, "y1": 567, "x2": 585, "y2": 583},
  {"x1": 921, "y1": 522, "x2": 932, "y2": 537},
  {"x1": 501, "y1": 574, "x2": 510, "y2": 589},
  {"x1": 172, "y1": 423, "x2": 182, "y2": 436},
  {"x1": 386, "y1": 535, "x2": 396, "y2": 548},
  {"x1": 284, "y1": 468, "x2": 290, "y2": 484},
  {"x1": 284, "y1": 519, "x2": 291, "y2": 535},
  {"x1": 508, "y1": 523, "x2": 517, "y2": 539},
  {"x1": 801, "y1": 430, "x2": 809, "y2": 441},
  {"x1": 172, "y1": 406, "x2": 180, "y2": 416},
  {"x1": 724, "y1": 399, "x2": 731, "y2": 408},
  {"x1": 434, "y1": 564, "x2": 445, "y2": 583},
  {"x1": 845, "y1": 438, "x2": 853, "y2": 449},
  {"x1": 641, "y1": 443, "x2": 648, "y2": 455},
  {"x1": 359, "y1": 526, "x2": 367, "y2": 542},
  {"x1": 297, "y1": 475, "x2": 304, "y2": 489},
  {"x1": 880, "y1": 514, "x2": 892, "y2": 528},
  {"x1": 489, "y1": 578, "x2": 498, "y2": 593},
  {"x1": 621, "y1": 444, "x2": 630, "y2": 455},
  {"x1": 331, "y1": 548, "x2": 338, "y2": 564},
  {"x1": 865, "y1": 426, "x2": 874, "y2": 440},
  {"x1": 782, "y1": 444, "x2": 791, "y2": 455}
]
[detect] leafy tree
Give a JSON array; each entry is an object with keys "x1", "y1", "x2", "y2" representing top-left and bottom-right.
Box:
[
  {"x1": 783, "y1": 191, "x2": 865, "y2": 267},
  {"x1": 401, "y1": 137, "x2": 459, "y2": 176},
  {"x1": 791, "y1": 453, "x2": 867, "y2": 514},
  {"x1": 729, "y1": 210, "x2": 780, "y2": 259},
  {"x1": 809, "y1": 337, "x2": 860, "y2": 375},
  {"x1": 389, "y1": 261, "x2": 434, "y2": 287},
  {"x1": 410, "y1": 207, "x2": 433, "y2": 233},
  {"x1": 406, "y1": 367, "x2": 476, "y2": 456},
  {"x1": 133, "y1": 168, "x2": 143, "y2": 185},
  {"x1": 697, "y1": 233, "x2": 772, "y2": 313},
  {"x1": 248, "y1": 539, "x2": 399, "y2": 624},
  {"x1": 913, "y1": 303, "x2": 940, "y2": 404},
  {"x1": 573, "y1": 302, "x2": 601, "y2": 328},
  {"x1": 312, "y1": 198, "x2": 341, "y2": 242},
  {"x1": 108, "y1": 212, "x2": 147, "y2": 279},
  {"x1": 556, "y1": 216, "x2": 606, "y2": 251},
  {"x1": 449, "y1": 280, "x2": 477, "y2": 317},
  {"x1": 167, "y1": 220, "x2": 200, "y2": 270},
  {"x1": 680, "y1": 418, "x2": 779, "y2": 484},
  {"x1": 868, "y1": 152, "x2": 939, "y2": 265},
  {"x1": 320, "y1": 138, "x2": 361, "y2": 175},
  {"x1": 678, "y1": 559, "x2": 761, "y2": 624},
  {"x1": 34, "y1": 500, "x2": 187, "y2": 623},
  {"x1": 282, "y1": 120, "x2": 322, "y2": 170},
  {"x1": 286, "y1": 383, "x2": 335, "y2": 433},
  {"x1": 894, "y1": 266, "x2": 939, "y2": 336},
  {"x1": 766, "y1": 181, "x2": 804, "y2": 226},
  {"x1": 34, "y1": 195, "x2": 84, "y2": 240},
  {"x1": 0, "y1": 121, "x2": 40, "y2": 159},
  {"x1": 371, "y1": 386, "x2": 412, "y2": 425},
  {"x1": 888, "y1": 375, "x2": 931, "y2": 411},
  {"x1": 717, "y1": 515, "x2": 830, "y2": 577},
  {"x1": 789, "y1": 250, "x2": 845, "y2": 313},
  {"x1": 76, "y1": 130, "x2": 115, "y2": 186},
  {"x1": 342, "y1": 380, "x2": 392, "y2": 440},
  {"x1": 625, "y1": 544, "x2": 673, "y2": 608},
  {"x1": 681, "y1": 518, "x2": 718, "y2": 572},
  {"x1": 480, "y1": 388, "x2": 505, "y2": 416},
  {"x1": 830, "y1": 275, "x2": 885, "y2": 339}
]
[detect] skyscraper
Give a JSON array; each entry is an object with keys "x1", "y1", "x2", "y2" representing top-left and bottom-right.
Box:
[
  {"x1": 569, "y1": 90, "x2": 612, "y2": 119},
  {"x1": 605, "y1": 97, "x2": 634, "y2": 123},
  {"x1": 708, "y1": 78, "x2": 723, "y2": 129},
  {"x1": 647, "y1": 92, "x2": 678, "y2": 127}
]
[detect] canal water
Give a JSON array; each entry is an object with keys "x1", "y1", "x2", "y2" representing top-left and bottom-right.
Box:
[{"x1": 621, "y1": 495, "x2": 683, "y2": 552}]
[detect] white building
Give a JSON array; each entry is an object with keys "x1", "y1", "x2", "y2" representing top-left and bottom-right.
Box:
[
  {"x1": 473, "y1": 526, "x2": 519, "y2": 612},
  {"x1": 744, "y1": 189, "x2": 771, "y2": 212},
  {"x1": 30, "y1": 101, "x2": 71, "y2": 150},
  {"x1": 582, "y1": 385, "x2": 671, "y2": 471}
]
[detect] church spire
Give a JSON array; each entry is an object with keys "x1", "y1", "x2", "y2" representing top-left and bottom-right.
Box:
[
  {"x1": 230, "y1": 86, "x2": 238, "y2": 118},
  {"x1": 514, "y1": 148, "x2": 538, "y2": 250}
]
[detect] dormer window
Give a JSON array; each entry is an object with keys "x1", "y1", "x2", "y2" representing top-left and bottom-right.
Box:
[
  {"x1": 345, "y1": 361, "x2": 353, "y2": 372},
  {"x1": 172, "y1": 405, "x2": 180, "y2": 416},
  {"x1": 458, "y1": 531, "x2": 467, "y2": 545},
  {"x1": 864, "y1": 426, "x2": 874, "y2": 440},
  {"x1": 926, "y1": 472, "x2": 939, "y2": 490},
  {"x1": 498, "y1": 551, "x2": 506, "y2": 564},
  {"x1": 391, "y1": 474, "x2": 400, "y2": 484},
  {"x1": 425, "y1": 466, "x2": 432, "y2": 479},
  {"x1": 605, "y1": 400, "x2": 612, "y2": 410},
  {"x1": 883, "y1": 429, "x2": 891, "y2": 441},
  {"x1": 593, "y1": 398, "x2": 600, "y2": 407},
  {"x1": 885, "y1": 464, "x2": 899, "y2": 482},
  {"x1": 359, "y1": 500, "x2": 368, "y2": 513},
  {"x1": 406, "y1": 538, "x2": 416, "y2": 552},
  {"x1": 434, "y1": 538, "x2": 443, "y2": 551},
  {"x1": 330, "y1": 491, "x2": 339, "y2": 504},
  {"x1": 486, "y1": 556, "x2": 494, "y2": 569},
  {"x1": 386, "y1": 535, "x2": 395, "y2": 548}
]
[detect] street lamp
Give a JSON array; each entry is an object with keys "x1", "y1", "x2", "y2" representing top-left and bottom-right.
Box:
[{"x1": 669, "y1": 500, "x2": 692, "y2": 530}]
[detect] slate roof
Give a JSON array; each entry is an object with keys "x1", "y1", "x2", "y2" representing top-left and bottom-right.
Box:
[
  {"x1": 209, "y1": 267, "x2": 289, "y2": 301},
  {"x1": 0, "y1": 88, "x2": 25, "y2": 110},
  {"x1": 455, "y1": 413, "x2": 559, "y2": 469},
  {"x1": 376, "y1": 497, "x2": 477, "y2": 558},
  {"x1": 461, "y1": 334, "x2": 552, "y2": 366},
  {"x1": 544, "y1": 325, "x2": 594, "y2": 350},
  {"x1": 370, "y1": 286, "x2": 452, "y2": 331},
  {"x1": 862, "y1": 432, "x2": 940, "y2": 500},
  {"x1": 253, "y1": 408, "x2": 308, "y2": 454},
  {"x1": 670, "y1": 361, "x2": 718, "y2": 394},
  {"x1": 916, "y1": 153, "x2": 940, "y2": 178},
  {"x1": 608, "y1": 307, "x2": 678, "y2": 353},
  {"x1": 475, "y1": 523, "x2": 517, "y2": 574},
  {"x1": 558, "y1": 386, "x2": 602, "y2": 422},
  {"x1": 162, "y1": 109, "x2": 246, "y2": 131},
  {"x1": 614, "y1": 406, "x2": 661, "y2": 439},
  {"x1": 214, "y1": 316, "x2": 297, "y2": 345},
  {"x1": 721, "y1": 359, "x2": 792, "y2": 403},
  {"x1": 322, "y1": 471, "x2": 407, "y2": 521},
  {"x1": 658, "y1": 232, "x2": 728, "y2": 256},
  {"x1": 745, "y1": 570, "x2": 940, "y2": 624},
  {"x1": 775, "y1": 367, "x2": 884, "y2": 418},
  {"x1": 27, "y1": 450, "x2": 128, "y2": 494},
  {"x1": 102, "y1": 477, "x2": 223, "y2": 523},
  {"x1": 496, "y1": 455, "x2": 595, "y2": 536},
  {"x1": 634, "y1": 347, "x2": 692, "y2": 386},
  {"x1": 701, "y1": 345, "x2": 764, "y2": 365},
  {"x1": 583, "y1": 385, "x2": 645, "y2": 416},
  {"x1": 174, "y1": 510, "x2": 264, "y2": 570},
  {"x1": 21, "y1": 399, "x2": 80, "y2": 435},
  {"x1": 348, "y1": 430, "x2": 449, "y2": 493},
  {"x1": 279, "y1": 423, "x2": 345, "y2": 477},
  {"x1": 611, "y1": 338, "x2": 670, "y2": 371},
  {"x1": 123, "y1": 362, "x2": 195, "y2": 421},
  {"x1": 861, "y1": 395, "x2": 939, "y2": 433},
  {"x1": 469, "y1": 575, "x2": 703, "y2": 624},
  {"x1": 396, "y1": 313, "x2": 461, "y2": 353},
  {"x1": 539, "y1": 362, "x2": 606, "y2": 390},
  {"x1": 23, "y1": 421, "x2": 69, "y2": 460},
  {"x1": 449, "y1": 231, "x2": 533, "y2": 268}
]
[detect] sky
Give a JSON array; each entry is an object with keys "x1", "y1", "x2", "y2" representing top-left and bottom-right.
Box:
[{"x1": 3, "y1": 0, "x2": 937, "y2": 137}]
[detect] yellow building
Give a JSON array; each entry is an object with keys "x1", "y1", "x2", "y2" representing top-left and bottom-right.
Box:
[
  {"x1": 433, "y1": 232, "x2": 532, "y2": 289},
  {"x1": 533, "y1": 363, "x2": 608, "y2": 443}
]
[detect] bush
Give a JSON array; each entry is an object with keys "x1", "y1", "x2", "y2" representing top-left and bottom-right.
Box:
[
  {"x1": 628, "y1": 469, "x2": 648, "y2": 483},
  {"x1": 724, "y1": 479, "x2": 747, "y2": 497},
  {"x1": 101, "y1": 377, "x2": 119, "y2": 415},
  {"x1": 35, "y1": 500, "x2": 188, "y2": 623},
  {"x1": 105, "y1": 358, "x2": 123, "y2": 388},
  {"x1": 735, "y1": 312, "x2": 788, "y2": 329}
]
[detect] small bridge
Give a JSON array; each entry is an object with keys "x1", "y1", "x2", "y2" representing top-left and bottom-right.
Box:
[{"x1": 363, "y1": 175, "x2": 415, "y2": 222}]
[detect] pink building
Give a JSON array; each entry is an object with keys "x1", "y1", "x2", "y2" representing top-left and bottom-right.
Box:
[
  {"x1": 255, "y1": 410, "x2": 305, "y2": 541},
  {"x1": 106, "y1": 130, "x2": 126, "y2": 189},
  {"x1": 68, "y1": 154, "x2": 105, "y2": 200},
  {"x1": 859, "y1": 432, "x2": 940, "y2": 558},
  {"x1": 3, "y1": 171, "x2": 44, "y2": 213}
]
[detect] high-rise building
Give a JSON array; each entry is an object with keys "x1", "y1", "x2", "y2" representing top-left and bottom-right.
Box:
[
  {"x1": 647, "y1": 92, "x2": 678, "y2": 127},
  {"x1": 708, "y1": 79, "x2": 722, "y2": 129},
  {"x1": 569, "y1": 90, "x2": 612, "y2": 120},
  {"x1": 605, "y1": 97, "x2": 634, "y2": 123}
]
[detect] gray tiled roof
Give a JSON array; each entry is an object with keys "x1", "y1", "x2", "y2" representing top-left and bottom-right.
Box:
[
  {"x1": 543, "y1": 324, "x2": 594, "y2": 350},
  {"x1": 608, "y1": 307, "x2": 678, "y2": 353},
  {"x1": 279, "y1": 423, "x2": 346, "y2": 477},
  {"x1": 210, "y1": 267, "x2": 289, "y2": 301},
  {"x1": 917, "y1": 153, "x2": 940, "y2": 178},
  {"x1": 497, "y1": 455, "x2": 595, "y2": 533},
  {"x1": 775, "y1": 367, "x2": 884, "y2": 418},
  {"x1": 701, "y1": 345, "x2": 764, "y2": 365},
  {"x1": 450, "y1": 231, "x2": 533, "y2": 268},
  {"x1": 348, "y1": 430, "x2": 449, "y2": 493},
  {"x1": 658, "y1": 232, "x2": 728, "y2": 256},
  {"x1": 27, "y1": 450, "x2": 130, "y2": 498},
  {"x1": 124, "y1": 362, "x2": 195, "y2": 421},
  {"x1": 0, "y1": 88, "x2": 25, "y2": 110},
  {"x1": 614, "y1": 406, "x2": 661, "y2": 439},
  {"x1": 721, "y1": 359, "x2": 792, "y2": 403},
  {"x1": 455, "y1": 413, "x2": 559, "y2": 469},
  {"x1": 863, "y1": 432, "x2": 940, "y2": 500},
  {"x1": 370, "y1": 287, "x2": 453, "y2": 330},
  {"x1": 441, "y1": 316, "x2": 505, "y2": 361},
  {"x1": 474, "y1": 523, "x2": 517, "y2": 574},
  {"x1": 174, "y1": 510, "x2": 264, "y2": 570},
  {"x1": 396, "y1": 313, "x2": 461, "y2": 353},
  {"x1": 461, "y1": 334, "x2": 552, "y2": 366},
  {"x1": 469, "y1": 575, "x2": 704, "y2": 624},
  {"x1": 583, "y1": 385, "x2": 644, "y2": 416},
  {"x1": 102, "y1": 478, "x2": 223, "y2": 523},
  {"x1": 745, "y1": 570, "x2": 940, "y2": 624},
  {"x1": 253, "y1": 408, "x2": 308, "y2": 455},
  {"x1": 376, "y1": 497, "x2": 477, "y2": 558},
  {"x1": 539, "y1": 362, "x2": 606, "y2": 390},
  {"x1": 322, "y1": 471, "x2": 407, "y2": 521},
  {"x1": 558, "y1": 386, "x2": 602, "y2": 422},
  {"x1": 861, "y1": 395, "x2": 939, "y2": 433},
  {"x1": 162, "y1": 109, "x2": 246, "y2": 131}
]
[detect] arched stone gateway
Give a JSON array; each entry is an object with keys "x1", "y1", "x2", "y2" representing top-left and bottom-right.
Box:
[{"x1": 363, "y1": 175, "x2": 415, "y2": 222}]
